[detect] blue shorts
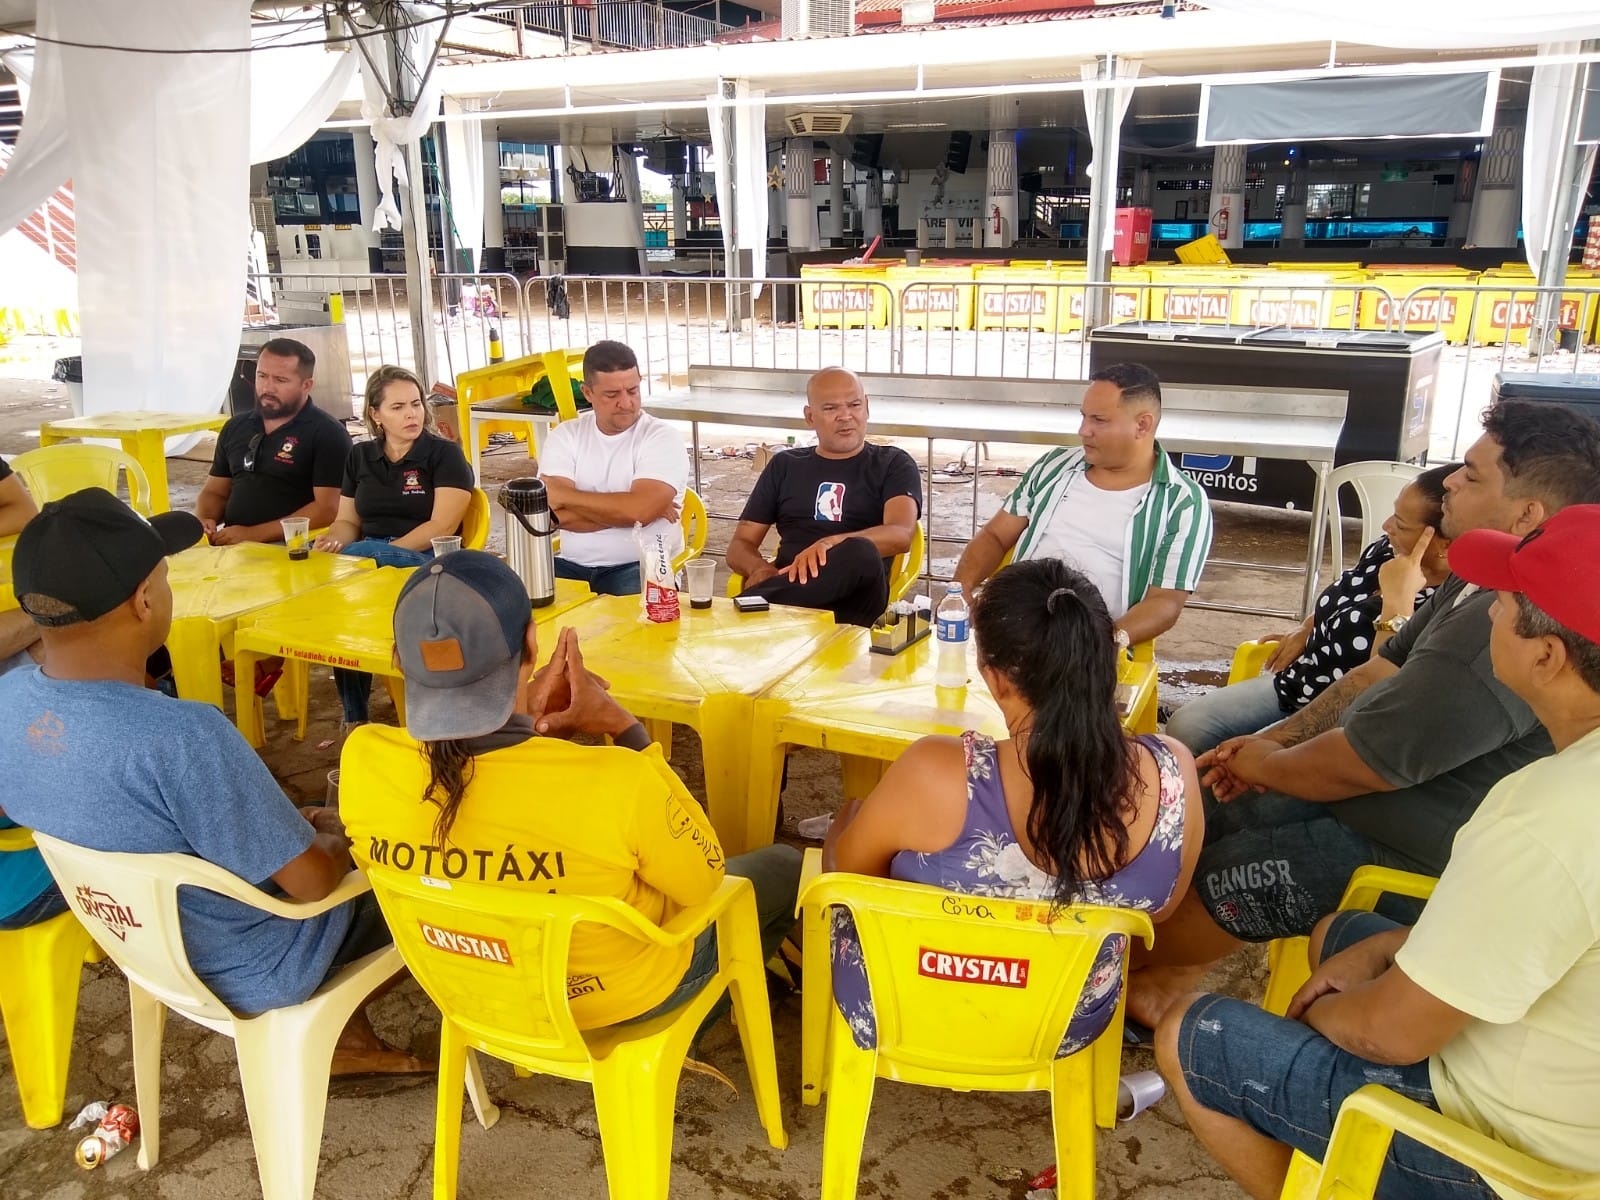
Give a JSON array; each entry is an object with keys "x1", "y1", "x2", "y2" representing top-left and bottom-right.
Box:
[{"x1": 1175, "y1": 912, "x2": 1495, "y2": 1200}]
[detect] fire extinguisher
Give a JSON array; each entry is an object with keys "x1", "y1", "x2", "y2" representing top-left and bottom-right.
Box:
[{"x1": 991, "y1": 206, "x2": 1003, "y2": 236}]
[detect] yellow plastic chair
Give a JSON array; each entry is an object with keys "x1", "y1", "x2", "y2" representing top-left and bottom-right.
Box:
[
  {"x1": 1227, "y1": 638, "x2": 1280, "y2": 685},
  {"x1": 799, "y1": 861, "x2": 1153, "y2": 1200},
  {"x1": 363, "y1": 864, "x2": 788, "y2": 1200},
  {"x1": 460, "y1": 487, "x2": 492, "y2": 550},
  {"x1": 11, "y1": 443, "x2": 152, "y2": 515},
  {"x1": 454, "y1": 347, "x2": 585, "y2": 466},
  {"x1": 673, "y1": 487, "x2": 707, "y2": 573},
  {"x1": 0, "y1": 826, "x2": 98, "y2": 1129},
  {"x1": 1280, "y1": 1084, "x2": 1600, "y2": 1200},
  {"x1": 1261, "y1": 866, "x2": 1438, "y2": 1016},
  {"x1": 728, "y1": 519, "x2": 924, "y2": 602},
  {"x1": 31, "y1": 833, "x2": 407, "y2": 1200}
]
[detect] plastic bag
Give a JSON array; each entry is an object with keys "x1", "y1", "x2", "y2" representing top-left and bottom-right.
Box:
[{"x1": 637, "y1": 524, "x2": 680, "y2": 623}]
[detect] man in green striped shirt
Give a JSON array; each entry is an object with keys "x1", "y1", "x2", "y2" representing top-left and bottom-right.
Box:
[{"x1": 954, "y1": 362, "x2": 1213, "y2": 645}]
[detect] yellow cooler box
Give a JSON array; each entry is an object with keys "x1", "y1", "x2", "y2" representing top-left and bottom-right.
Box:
[
  {"x1": 1227, "y1": 271, "x2": 1366, "y2": 329},
  {"x1": 887, "y1": 264, "x2": 977, "y2": 331},
  {"x1": 1144, "y1": 267, "x2": 1267, "y2": 325},
  {"x1": 1470, "y1": 270, "x2": 1599, "y2": 346},
  {"x1": 1358, "y1": 270, "x2": 1479, "y2": 343},
  {"x1": 1054, "y1": 267, "x2": 1150, "y2": 334},
  {"x1": 800, "y1": 264, "x2": 894, "y2": 330},
  {"x1": 973, "y1": 266, "x2": 1062, "y2": 332}
]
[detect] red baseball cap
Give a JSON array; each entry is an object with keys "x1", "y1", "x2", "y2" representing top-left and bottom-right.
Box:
[{"x1": 1447, "y1": 504, "x2": 1600, "y2": 644}]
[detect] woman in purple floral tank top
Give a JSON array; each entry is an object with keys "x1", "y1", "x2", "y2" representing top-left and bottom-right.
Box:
[{"x1": 824, "y1": 558, "x2": 1204, "y2": 1055}]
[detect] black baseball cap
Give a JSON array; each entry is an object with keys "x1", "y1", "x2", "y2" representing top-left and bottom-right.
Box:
[{"x1": 15, "y1": 488, "x2": 203, "y2": 626}]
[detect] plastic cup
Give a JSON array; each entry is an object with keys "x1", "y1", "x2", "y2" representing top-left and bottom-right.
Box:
[
  {"x1": 280, "y1": 517, "x2": 310, "y2": 560},
  {"x1": 685, "y1": 558, "x2": 715, "y2": 609},
  {"x1": 324, "y1": 769, "x2": 340, "y2": 810},
  {"x1": 431, "y1": 535, "x2": 463, "y2": 557}
]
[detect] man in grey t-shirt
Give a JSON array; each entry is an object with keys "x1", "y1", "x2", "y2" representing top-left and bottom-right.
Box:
[{"x1": 1126, "y1": 399, "x2": 1600, "y2": 1032}]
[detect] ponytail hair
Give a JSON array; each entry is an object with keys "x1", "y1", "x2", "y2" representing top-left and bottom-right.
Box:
[
  {"x1": 971, "y1": 559, "x2": 1141, "y2": 908},
  {"x1": 422, "y1": 739, "x2": 477, "y2": 847}
]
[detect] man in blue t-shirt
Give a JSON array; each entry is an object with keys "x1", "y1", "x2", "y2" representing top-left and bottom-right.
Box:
[
  {"x1": 0, "y1": 488, "x2": 422, "y2": 1073},
  {"x1": 726, "y1": 367, "x2": 922, "y2": 626}
]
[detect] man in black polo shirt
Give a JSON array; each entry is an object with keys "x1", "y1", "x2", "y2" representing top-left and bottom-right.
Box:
[
  {"x1": 726, "y1": 367, "x2": 922, "y2": 626},
  {"x1": 196, "y1": 337, "x2": 351, "y2": 544}
]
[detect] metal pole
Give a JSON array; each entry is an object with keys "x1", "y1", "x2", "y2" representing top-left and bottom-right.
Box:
[
  {"x1": 1083, "y1": 54, "x2": 1121, "y2": 330},
  {"x1": 1530, "y1": 44, "x2": 1598, "y2": 354},
  {"x1": 403, "y1": 137, "x2": 440, "y2": 383}
]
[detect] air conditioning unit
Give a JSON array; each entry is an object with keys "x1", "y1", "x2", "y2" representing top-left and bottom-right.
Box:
[
  {"x1": 782, "y1": 0, "x2": 854, "y2": 39},
  {"x1": 786, "y1": 112, "x2": 854, "y2": 136}
]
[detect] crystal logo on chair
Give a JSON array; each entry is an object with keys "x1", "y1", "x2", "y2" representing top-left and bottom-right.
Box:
[
  {"x1": 917, "y1": 948, "x2": 1030, "y2": 987},
  {"x1": 72, "y1": 886, "x2": 143, "y2": 941}
]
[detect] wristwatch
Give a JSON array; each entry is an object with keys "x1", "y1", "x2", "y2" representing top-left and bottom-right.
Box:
[{"x1": 1377, "y1": 614, "x2": 1409, "y2": 635}]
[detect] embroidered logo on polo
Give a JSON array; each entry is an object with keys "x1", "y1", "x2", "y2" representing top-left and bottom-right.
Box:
[
  {"x1": 814, "y1": 481, "x2": 846, "y2": 522},
  {"x1": 275, "y1": 436, "x2": 299, "y2": 464},
  {"x1": 402, "y1": 468, "x2": 425, "y2": 496}
]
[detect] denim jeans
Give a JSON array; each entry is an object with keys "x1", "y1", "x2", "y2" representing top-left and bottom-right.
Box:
[
  {"x1": 1165, "y1": 674, "x2": 1287, "y2": 757},
  {"x1": 623, "y1": 843, "x2": 803, "y2": 1031},
  {"x1": 333, "y1": 542, "x2": 433, "y2": 723},
  {"x1": 341, "y1": 538, "x2": 433, "y2": 569},
  {"x1": 554, "y1": 557, "x2": 642, "y2": 596},
  {"x1": 1176, "y1": 911, "x2": 1496, "y2": 1200},
  {"x1": 1194, "y1": 789, "x2": 1427, "y2": 942},
  {"x1": 0, "y1": 881, "x2": 69, "y2": 930}
]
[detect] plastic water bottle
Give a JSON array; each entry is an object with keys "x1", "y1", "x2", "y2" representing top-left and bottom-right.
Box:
[{"x1": 934, "y1": 583, "x2": 969, "y2": 688}]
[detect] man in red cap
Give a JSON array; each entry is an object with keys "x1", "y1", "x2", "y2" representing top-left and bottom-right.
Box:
[{"x1": 1154, "y1": 503, "x2": 1600, "y2": 1200}]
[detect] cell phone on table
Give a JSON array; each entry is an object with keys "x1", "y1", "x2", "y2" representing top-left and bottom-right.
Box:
[{"x1": 733, "y1": 594, "x2": 771, "y2": 613}]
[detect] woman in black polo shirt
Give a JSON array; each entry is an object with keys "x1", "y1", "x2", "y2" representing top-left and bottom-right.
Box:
[{"x1": 313, "y1": 365, "x2": 474, "y2": 728}]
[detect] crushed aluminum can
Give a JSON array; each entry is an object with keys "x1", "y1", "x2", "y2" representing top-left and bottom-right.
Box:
[{"x1": 69, "y1": 1101, "x2": 139, "y2": 1170}]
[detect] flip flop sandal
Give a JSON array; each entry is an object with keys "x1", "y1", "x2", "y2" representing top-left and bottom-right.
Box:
[{"x1": 1123, "y1": 1018, "x2": 1155, "y2": 1047}]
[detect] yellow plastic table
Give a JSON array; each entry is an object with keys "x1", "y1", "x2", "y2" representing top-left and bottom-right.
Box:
[
  {"x1": 230, "y1": 572, "x2": 595, "y2": 747},
  {"x1": 0, "y1": 534, "x2": 15, "y2": 610},
  {"x1": 164, "y1": 544, "x2": 373, "y2": 712},
  {"x1": 745, "y1": 629, "x2": 1158, "y2": 855},
  {"x1": 38, "y1": 410, "x2": 228, "y2": 513},
  {"x1": 553, "y1": 594, "x2": 848, "y2": 854}
]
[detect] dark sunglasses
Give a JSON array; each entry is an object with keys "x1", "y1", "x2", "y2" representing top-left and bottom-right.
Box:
[{"x1": 243, "y1": 432, "x2": 264, "y2": 472}]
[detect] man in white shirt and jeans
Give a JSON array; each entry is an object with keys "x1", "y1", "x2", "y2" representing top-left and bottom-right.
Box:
[
  {"x1": 953, "y1": 361, "x2": 1212, "y2": 646},
  {"x1": 538, "y1": 341, "x2": 687, "y2": 595}
]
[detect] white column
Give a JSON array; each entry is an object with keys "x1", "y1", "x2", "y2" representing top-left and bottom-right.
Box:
[
  {"x1": 1211, "y1": 144, "x2": 1246, "y2": 249},
  {"x1": 785, "y1": 137, "x2": 817, "y2": 252},
  {"x1": 353, "y1": 126, "x2": 384, "y2": 272},
  {"x1": 671, "y1": 177, "x2": 688, "y2": 246},
  {"x1": 861, "y1": 170, "x2": 883, "y2": 241},
  {"x1": 617, "y1": 149, "x2": 647, "y2": 274},
  {"x1": 1467, "y1": 120, "x2": 1521, "y2": 248},
  {"x1": 481, "y1": 121, "x2": 505, "y2": 272},
  {"x1": 1280, "y1": 167, "x2": 1307, "y2": 245},
  {"x1": 985, "y1": 128, "x2": 1019, "y2": 249},
  {"x1": 825, "y1": 153, "x2": 845, "y2": 243}
]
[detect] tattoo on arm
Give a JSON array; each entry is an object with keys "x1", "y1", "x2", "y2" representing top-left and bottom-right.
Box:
[{"x1": 1269, "y1": 670, "x2": 1370, "y2": 747}]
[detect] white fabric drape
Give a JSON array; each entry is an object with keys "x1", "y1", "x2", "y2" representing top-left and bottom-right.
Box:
[
  {"x1": 1081, "y1": 59, "x2": 1140, "y2": 257},
  {"x1": 442, "y1": 97, "x2": 485, "y2": 271},
  {"x1": 1523, "y1": 43, "x2": 1600, "y2": 275},
  {"x1": 1187, "y1": 1, "x2": 1600, "y2": 50},
  {"x1": 0, "y1": 0, "x2": 251, "y2": 422},
  {"x1": 0, "y1": 42, "x2": 69, "y2": 238},
  {"x1": 354, "y1": 1, "x2": 445, "y2": 232},
  {"x1": 250, "y1": 37, "x2": 357, "y2": 166}
]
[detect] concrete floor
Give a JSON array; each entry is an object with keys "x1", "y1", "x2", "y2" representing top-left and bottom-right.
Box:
[{"x1": 0, "y1": 333, "x2": 1328, "y2": 1199}]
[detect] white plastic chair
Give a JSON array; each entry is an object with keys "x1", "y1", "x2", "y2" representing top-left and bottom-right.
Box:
[
  {"x1": 31, "y1": 833, "x2": 415, "y2": 1200},
  {"x1": 1321, "y1": 460, "x2": 1424, "y2": 581}
]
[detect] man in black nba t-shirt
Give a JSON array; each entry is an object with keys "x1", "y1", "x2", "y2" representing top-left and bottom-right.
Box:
[
  {"x1": 195, "y1": 337, "x2": 351, "y2": 544},
  {"x1": 727, "y1": 367, "x2": 922, "y2": 626}
]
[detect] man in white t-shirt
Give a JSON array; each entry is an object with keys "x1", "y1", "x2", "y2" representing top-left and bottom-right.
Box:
[
  {"x1": 1155, "y1": 502, "x2": 1600, "y2": 1200},
  {"x1": 538, "y1": 341, "x2": 687, "y2": 595},
  {"x1": 953, "y1": 362, "x2": 1211, "y2": 645}
]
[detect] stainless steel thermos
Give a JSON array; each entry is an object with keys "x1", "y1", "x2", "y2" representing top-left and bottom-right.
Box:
[{"x1": 499, "y1": 477, "x2": 558, "y2": 606}]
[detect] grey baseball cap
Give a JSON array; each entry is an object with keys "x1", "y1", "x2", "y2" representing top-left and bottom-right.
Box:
[{"x1": 392, "y1": 550, "x2": 531, "y2": 741}]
